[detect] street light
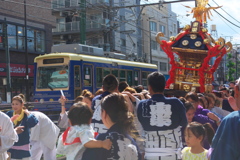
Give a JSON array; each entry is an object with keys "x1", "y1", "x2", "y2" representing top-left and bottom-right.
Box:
[{"x1": 24, "y1": 0, "x2": 29, "y2": 101}]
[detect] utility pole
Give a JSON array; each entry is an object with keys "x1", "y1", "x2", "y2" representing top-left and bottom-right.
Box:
[
  {"x1": 80, "y1": 0, "x2": 86, "y2": 44},
  {"x1": 24, "y1": 0, "x2": 29, "y2": 101},
  {"x1": 3, "y1": 18, "x2": 11, "y2": 103}
]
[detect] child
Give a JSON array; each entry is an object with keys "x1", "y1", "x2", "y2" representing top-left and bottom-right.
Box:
[
  {"x1": 57, "y1": 102, "x2": 112, "y2": 160},
  {"x1": 181, "y1": 122, "x2": 215, "y2": 160}
]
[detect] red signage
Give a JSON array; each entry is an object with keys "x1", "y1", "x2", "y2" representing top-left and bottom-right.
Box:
[{"x1": 0, "y1": 63, "x2": 34, "y2": 77}]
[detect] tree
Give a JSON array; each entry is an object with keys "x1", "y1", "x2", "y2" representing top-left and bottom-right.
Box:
[{"x1": 226, "y1": 53, "x2": 236, "y2": 81}]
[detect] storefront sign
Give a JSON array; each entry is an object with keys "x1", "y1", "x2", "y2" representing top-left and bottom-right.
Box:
[{"x1": 0, "y1": 63, "x2": 34, "y2": 77}]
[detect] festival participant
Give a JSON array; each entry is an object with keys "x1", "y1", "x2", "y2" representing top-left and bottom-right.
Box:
[
  {"x1": 185, "y1": 92, "x2": 210, "y2": 116},
  {"x1": 80, "y1": 89, "x2": 94, "y2": 108},
  {"x1": 181, "y1": 122, "x2": 215, "y2": 160},
  {"x1": 94, "y1": 89, "x2": 103, "y2": 96},
  {"x1": 210, "y1": 78, "x2": 240, "y2": 160},
  {"x1": 57, "y1": 102, "x2": 112, "y2": 160},
  {"x1": 205, "y1": 93, "x2": 230, "y2": 119},
  {"x1": 6, "y1": 95, "x2": 38, "y2": 160},
  {"x1": 118, "y1": 81, "x2": 129, "y2": 92},
  {"x1": 0, "y1": 111, "x2": 18, "y2": 160},
  {"x1": 91, "y1": 74, "x2": 119, "y2": 134},
  {"x1": 82, "y1": 93, "x2": 141, "y2": 160},
  {"x1": 137, "y1": 71, "x2": 187, "y2": 160},
  {"x1": 58, "y1": 89, "x2": 93, "y2": 129},
  {"x1": 29, "y1": 111, "x2": 60, "y2": 160}
]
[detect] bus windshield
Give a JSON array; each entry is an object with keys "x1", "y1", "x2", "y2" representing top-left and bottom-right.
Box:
[{"x1": 37, "y1": 65, "x2": 69, "y2": 89}]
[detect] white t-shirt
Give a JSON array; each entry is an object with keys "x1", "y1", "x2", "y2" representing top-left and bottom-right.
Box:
[{"x1": 57, "y1": 124, "x2": 95, "y2": 160}]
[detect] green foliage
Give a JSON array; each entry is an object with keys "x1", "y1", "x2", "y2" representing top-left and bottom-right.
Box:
[{"x1": 226, "y1": 53, "x2": 236, "y2": 81}]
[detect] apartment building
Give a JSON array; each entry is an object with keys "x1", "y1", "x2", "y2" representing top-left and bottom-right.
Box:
[
  {"x1": 51, "y1": 0, "x2": 142, "y2": 60},
  {"x1": 0, "y1": 0, "x2": 55, "y2": 102},
  {"x1": 142, "y1": 4, "x2": 178, "y2": 79}
]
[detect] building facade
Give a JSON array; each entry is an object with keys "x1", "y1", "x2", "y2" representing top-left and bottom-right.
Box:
[
  {"x1": 0, "y1": 0, "x2": 55, "y2": 102},
  {"x1": 142, "y1": 4, "x2": 178, "y2": 79},
  {"x1": 51, "y1": 0, "x2": 142, "y2": 60}
]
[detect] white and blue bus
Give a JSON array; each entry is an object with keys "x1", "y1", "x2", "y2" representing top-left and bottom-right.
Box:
[{"x1": 32, "y1": 44, "x2": 157, "y2": 115}]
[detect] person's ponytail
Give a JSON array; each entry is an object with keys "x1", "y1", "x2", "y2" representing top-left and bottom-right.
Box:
[{"x1": 203, "y1": 123, "x2": 215, "y2": 145}]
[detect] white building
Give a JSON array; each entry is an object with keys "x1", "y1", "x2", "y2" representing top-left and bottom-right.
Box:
[{"x1": 142, "y1": 4, "x2": 178, "y2": 78}]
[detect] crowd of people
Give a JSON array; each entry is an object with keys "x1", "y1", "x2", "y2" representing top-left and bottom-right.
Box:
[{"x1": 0, "y1": 71, "x2": 239, "y2": 160}]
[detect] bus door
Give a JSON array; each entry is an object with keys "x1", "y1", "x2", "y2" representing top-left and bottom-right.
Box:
[
  {"x1": 83, "y1": 64, "x2": 93, "y2": 92},
  {"x1": 133, "y1": 69, "x2": 140, "y2": 86},
  {"x1": 74, "y1": 65, "x2": 81, "y2": 98}
]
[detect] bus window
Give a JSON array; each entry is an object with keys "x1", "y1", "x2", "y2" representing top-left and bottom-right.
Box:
[
  {"x1": 111, "y1": 69, "x2": 118, "y2": 78},
  {"x1": 83, "y1": 66, "x2": 92, "y2": 86},
  {"x1": 96, "y1": 68, "x2": 103, "y2": 88},
  {"x1": 37, "y1": 65, "x2": 69, "y2": 89},
  {"x1": 133, "y1": 71, "x2": 139, "y2": 86},
  {"x1": 74, "y1": 66, "x2": 80, "y2": 88},
  {"x1": 127, "y1": 71, "x2": 133, "y2": 86},
  {"x1": 74, "y1": 66, "x2": 81, "y2": 97},
  {"x1": 142, "y1": 71, "x2": 148, "y2": 88},
  {"x1": 120, "y1": 70, "x2": 126, "y2": 82},
  {"x1": 103, "y1": 68, "x2": 110, "y2": 77}
]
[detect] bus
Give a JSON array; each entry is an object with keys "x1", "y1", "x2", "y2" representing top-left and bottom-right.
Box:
[{"x1": 32, "y1": 44, "x2": 157, "y2": 115}]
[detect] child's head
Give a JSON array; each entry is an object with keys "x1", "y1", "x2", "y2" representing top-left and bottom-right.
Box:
[
  {"x1": 185, "y1": 122, "x2": 215, "y2": 147},
  {"x1": 184, "y1": 102, "x2": 196, "y2": 123},
  {"x1": 68, "y1": 102, "x2": 93, "y2": 126}
]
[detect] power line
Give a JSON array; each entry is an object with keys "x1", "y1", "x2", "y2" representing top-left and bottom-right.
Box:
[
  {"x1": 208, "y1": 4, "x2": 240, "y2": 29},
  {"x1": 213, "y1": 8, "x2": 240, "y2": 36},
  {"x1": 212, "y1": 0, "x2": 240, "y2": 24}
]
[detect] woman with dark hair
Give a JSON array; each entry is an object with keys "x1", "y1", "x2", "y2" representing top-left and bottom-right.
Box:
[
  {"x1": 82, "y1": 93, "x2": 141, "y2": 160},
  {"x1": 6, "y1": 95, "x2": 38, "y2": 160}
]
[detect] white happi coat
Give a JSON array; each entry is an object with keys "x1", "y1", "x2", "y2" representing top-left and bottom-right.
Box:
[
  {"x1": 30, "y1": 111, "x2": 60, "y2": 150},
  {"x1": 0, "y1": 111, "x2": 18, "y2": 160}
]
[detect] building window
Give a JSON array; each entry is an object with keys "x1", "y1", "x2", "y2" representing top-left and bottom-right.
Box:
[
  {"x1": 0, "y1": 23, "x2": 45, "y2": 53},
  {"x1": 151, "y1": 40, "x2": 157, "y2": 50},
  {"x1": 36, "y1": 30, "x2": 45, "y2": 52},
  {"x1": 17, "y1": 26, "x2": 24, "y2": 50},
  {"x1": 173, "y1": 24, "x2": 176, "y2": 33},
  {"x1": 160, "y1": 25, "x2": 166, "y2": 34},
  {"x1": 160, "y1": 62, "x2": 167, "y2": 71},
  {"x1": 7, "y1": 24, "x2": 17, "y2": 49},
  {"x1": 121, "y1": 39, "x2": 126, "y2": 47},
  {"x1": 0, "y1": 24, "x2": 3, "y2": 48},
  {"x1": 120, "y1": 15, "x2": 125, "y2": 21},
  {"x1": 150, "y1": 21, "x2": 157, "y2": 32},
  {"x1": 27, "y1": 28, "x2": 34, "y2": 52},
  {"x1": 152, "y1": 60, "x2": 158, "y2": 66}
]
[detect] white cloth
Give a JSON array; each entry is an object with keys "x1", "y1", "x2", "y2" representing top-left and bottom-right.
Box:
[
  {"x1": 30, "y1": 111, "x2": 60, "y2": 150},
  {"x1": 144, "y1": 126, "x2": 182, "y2": 160},
  {"x1": 57, "y1": 125, "x2": 95, "y2": 160},
  {"x1": 30, "y1": 141, "x2": 56, "y2": 160},
  {"x1": 0, "y1": 111, "x2": 18, "y2": 160},
  {"x1": 11, "y1": 158, "x2": 30, "y2": 160},
  {"x1": 211, "y1": 106, "x2": 230, "y2": 118},
  {"x1": 58, "y1": 112, "x2": 70, "y2": 129}
]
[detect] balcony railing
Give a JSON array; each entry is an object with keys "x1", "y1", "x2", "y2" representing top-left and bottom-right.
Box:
[
  {"x1": 52, "y1": 19, "x2": 109, "y2": 32},
  {"x1": 52, "y1": 0, "x2": 110, "y2": 9}
]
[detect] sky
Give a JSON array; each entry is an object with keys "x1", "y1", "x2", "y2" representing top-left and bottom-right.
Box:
[{"x1": 147, "y1": 0, "x2": 240, "y2": 47}]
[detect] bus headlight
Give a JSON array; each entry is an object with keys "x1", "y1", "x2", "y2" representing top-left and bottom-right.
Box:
[{"x1": 40, "y1": 99, "x2": 44, "y2": 103}]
